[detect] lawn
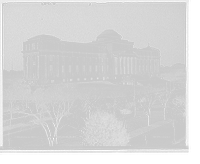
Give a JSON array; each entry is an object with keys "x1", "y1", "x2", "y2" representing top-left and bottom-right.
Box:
[{"x1": 77, "y1": 81, "x2": 149, "y2": 96}]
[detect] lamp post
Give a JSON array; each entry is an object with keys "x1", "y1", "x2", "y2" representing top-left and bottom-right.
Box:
[{"x1": 133, "y1": 78, "x2": 136, "y2": 117}]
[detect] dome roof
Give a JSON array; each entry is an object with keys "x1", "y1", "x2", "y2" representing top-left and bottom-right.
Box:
[
  {"x1": 97, "y1": 29, "x2": 122, "y2": 41},
  {"x1": 27, "y1": 34, "x2": 60, "y2": 42}
]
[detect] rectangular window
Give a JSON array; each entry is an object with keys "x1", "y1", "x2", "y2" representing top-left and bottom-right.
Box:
[
  {"x1": 89, "y1": 65, "x2": 92, "y2": 73},
  {"x1": 76, "y1": 65, "x2": 79, "y2": 73},
  {"x1": 95, "y1": 65, "x2": 98, "y2": 73},
  {"x1": 33, "y1": 65, "x2": 35, "y2": 74},
  {"x1": 49, "y1": 65, "x2": 53, "y2": 72},
  {"x1": 69, "y1": 56, "x2": 72, "y2": 62},
  {"x1": 49, "y1": 55, "x2": 53, "y2": 61},
  {"x1": 69, "y1": 65, "x2": 72, "y2": 73},
  {"x1": 62, "y1": 65, "x2": 65, "y2": 74},
  {"x1": 83, "y1": 65, "x2": 86, "y2": 73}
]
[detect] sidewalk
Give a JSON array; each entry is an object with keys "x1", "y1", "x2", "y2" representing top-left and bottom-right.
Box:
[{"x1": 6, "y1": 104, "x2": 185, "y2": 150}]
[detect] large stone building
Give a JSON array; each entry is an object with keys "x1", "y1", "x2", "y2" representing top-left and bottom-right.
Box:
[{"x1": 22, "y1": 30, "x2": 160, "y2": 85}]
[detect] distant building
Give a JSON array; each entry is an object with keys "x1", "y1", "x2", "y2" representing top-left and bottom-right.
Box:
[{"x1": 22, "y1": 30, "x2": 160, "y2": 85}]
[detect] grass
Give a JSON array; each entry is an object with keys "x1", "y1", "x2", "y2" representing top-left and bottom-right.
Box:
[
  {"x1": 129, "y1": 119, "x2": 171, "y2": 138},
  {"x1": 77, "y1": 81, "x2": 150, "y2": 96}
]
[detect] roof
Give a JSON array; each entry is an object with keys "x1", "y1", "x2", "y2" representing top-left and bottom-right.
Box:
[
  {"x1": 142, "y1": 44, "x2": 158, "y2": 51},
  {"x1": 96, "y1": 29, "x2": 122, "y2": 41},
  {"x1": 27, "y1": 34, "x2": 60, "y2": 42}
]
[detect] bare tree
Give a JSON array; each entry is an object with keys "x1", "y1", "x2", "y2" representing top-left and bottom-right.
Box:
[
  {"x1": 138, "y1": 86, "x2": 157, "y2": 126},
  {"x1": 79, "y1": 87, "x2": 101, "y2": 118},
  {"x1": 12, "y1": 84, "x2": 79, "y2": 147},
  {"x1": 131, "y1": 123, "x2": 153, "y2": 147},
  {"x1": 168, "y1": 95, "x2": 186, "y2": 121},
  {"x1": 103, "y1": 88, "x2": 125, "y2": 114},
  {"x1": 157, "y1": 87, "x2": 175, "y2": 120}
]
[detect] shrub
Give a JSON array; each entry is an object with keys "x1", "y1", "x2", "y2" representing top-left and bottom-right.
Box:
[
  {"x1": 82, "y1": 110, "x2": 130, "y2": 146},
  {"x1": 120, "y1": 108, "x2": 132, "y2": 115}
]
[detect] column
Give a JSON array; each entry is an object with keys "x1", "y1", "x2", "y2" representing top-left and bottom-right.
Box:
[
  {"x1": 131, "y1": 57, "x2": 133, "y2": 74},
  {"x1": 35, "y1": 55, "x2": 38, "y2": 77},
  {"x1": 134, "y1": 57, "x2": 137, "y2": 74},
  {"x1": 129, "y1": 57, "x2": 132, "y2": 74},
  {"x1": 124, "y1": 57, "x2": 127, "y2": 74},
  {"x1": 152, "y1": 59, "x2": 155, "y2": 73},
  {"x1": 121, "y1": 57, "x2": 124, "y2": 75},
  {"x1": 23, "y1": 56, "x2": 26, "y2": 78},
  {"x1": 117, "y1": 57, "x2": 120, "y2": 75},
  {"x1": 30, "y1": 55, "x2": 33, "y2": 78},
  {"x1": 126, "y1": 57, "x2": 129, "y2": 74}
]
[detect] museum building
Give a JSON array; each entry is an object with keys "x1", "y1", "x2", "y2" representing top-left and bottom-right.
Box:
[{"x1": 22, "y1": 30, "x2": 160, "y2": 85}]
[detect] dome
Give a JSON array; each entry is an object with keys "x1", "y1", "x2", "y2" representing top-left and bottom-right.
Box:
[{"x1": 96, "y1": 29, "x2": 122, "y2": 41}]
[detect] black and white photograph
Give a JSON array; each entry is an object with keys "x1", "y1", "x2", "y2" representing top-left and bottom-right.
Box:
[{"x1": 1, "y1": 1, "x2": 188, "y2": 153}]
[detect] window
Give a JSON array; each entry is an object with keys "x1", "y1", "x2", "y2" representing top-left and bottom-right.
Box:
[
  {"x1": 89, "y1": 65, "x2": 92, "y2": 73},
  {"x1": 76, "y1": 65, "x2": 79, "y2": 74},
  {"x1": 69, "y1": 65, "x2": 72, "y2": 73},
  {"x1": 62, "y1": 65, "x2": 65, "y2": 74},
  {"x1": 83, "y1": 65, "x2": 85, "y2": 73},
  {"x1": 95, "y1": 65, "x2": 98, "y2": 72},
  {"x1": 49, "y1": 65, "x2": 53, "y2": 72},
  {"x1": 49, "y1": 55, "x2": 53, "y2": 61},
  {"x1": 33, "y1": 65, "x2": 35, "y2": 74}
]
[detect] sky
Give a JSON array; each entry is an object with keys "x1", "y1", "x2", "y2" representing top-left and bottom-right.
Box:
[{"x1": 3, "y1": 2, "x2": 186, "y2": 71}]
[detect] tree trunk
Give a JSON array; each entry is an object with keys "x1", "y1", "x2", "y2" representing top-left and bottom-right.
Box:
[
  {"x1": 172, "y1": 120, "x2": 176, "y2": 144},
  {"x1": 147, "y1": 114, "x2": 150, "y2": 126},
  {"x1": 163, "y1": 108, "x2": 166, "y2": 120}
]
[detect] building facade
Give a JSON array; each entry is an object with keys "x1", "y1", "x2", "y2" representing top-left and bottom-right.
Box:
[{"x1": 22, "y1": 30, "x2": 160, "y2": 85}]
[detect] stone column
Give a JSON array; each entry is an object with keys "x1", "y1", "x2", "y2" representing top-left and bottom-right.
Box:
[
  {"x1": 129, "y1": 57, "x2": 132, "y2": 75},
  {"x1": 30, "y1": 55, "x2": 33, "y2": 78},
  {"x1": 124, "y1": 57, "x2": 127, "y2": 75},
  {"x1": 117, "y1": 57, "x2": 120, "y2": 75},
  {"x1": 121, "y1": 57, "x2": 124, "y2": 75},
  {"x1": 35, "y1": 55, "x2": 38, "y2": 77}
]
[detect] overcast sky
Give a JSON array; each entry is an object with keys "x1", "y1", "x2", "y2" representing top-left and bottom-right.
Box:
[{"x1": 3, "y1": 2, "x2": 186, "y2": 71}]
